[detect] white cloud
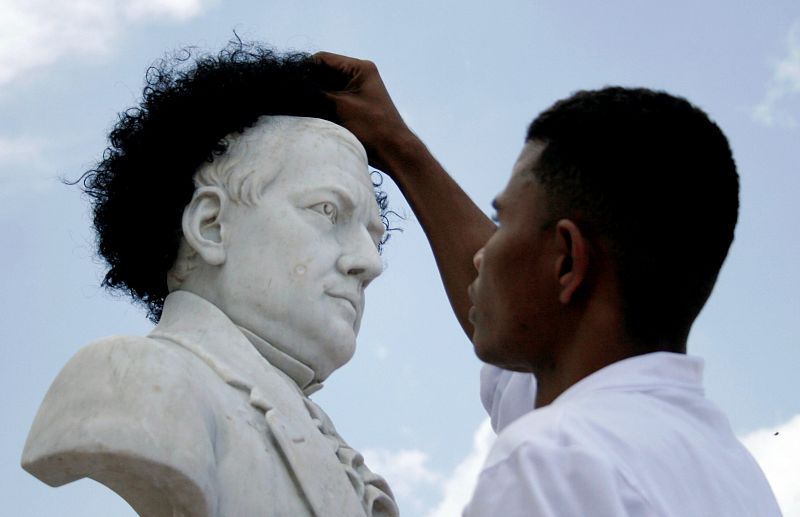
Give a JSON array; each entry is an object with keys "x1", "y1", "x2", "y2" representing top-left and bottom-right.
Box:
[
  {"x1": 426, "y1": 418, "x2": 495, "y2": 517},
  {"x1": 362, "y1": 447, "x2": 443, "y2": 514},
  {"x1": 741, "y1": 414, "x2": 800, "y2": 516},
  {"x1": 0, "y1": 0, "x2": 214, "y2": 86},
  {"x1": 123, "y1": 0, "x2": 208, "y2": 21},
  {"x1": 363, "y1": 419, "x2": 496, "y2": 516},
  {"x1": 754, "y1": 20, "x2": 800, "y2": 127}
]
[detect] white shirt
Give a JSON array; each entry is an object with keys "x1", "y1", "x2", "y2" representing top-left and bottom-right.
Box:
[{"x1": 466, "y1": 352, "x2": 781, "y2": 516}]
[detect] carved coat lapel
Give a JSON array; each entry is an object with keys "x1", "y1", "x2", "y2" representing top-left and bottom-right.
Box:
[{"x1": 150, "y1": 290, "x2": 367, "y2": 517}]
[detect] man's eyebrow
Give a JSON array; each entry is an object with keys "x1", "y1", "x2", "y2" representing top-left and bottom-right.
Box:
[{"x1": 491, "y1": 198, "x2": 501, "y2": 211}]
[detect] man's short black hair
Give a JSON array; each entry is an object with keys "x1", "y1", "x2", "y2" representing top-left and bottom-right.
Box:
[
  {"x1": 527, "y1": 87, "x2": 738, "y2": 349},
  {"x1": 80, "y1": 39, "x2": 370, "y2": 322}
]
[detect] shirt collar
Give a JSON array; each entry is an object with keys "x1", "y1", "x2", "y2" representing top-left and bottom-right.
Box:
[{"x1": 554, "y1": 351, "x2": 705, "y2": 405}]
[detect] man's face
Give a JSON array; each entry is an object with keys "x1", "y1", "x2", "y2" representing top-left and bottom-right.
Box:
[
  {"x1": 468, "y1": 141, "x2": 560, "y2": 371},
  {"x1": 217, "y1": 119, "x2": 385, "y2": 381}
]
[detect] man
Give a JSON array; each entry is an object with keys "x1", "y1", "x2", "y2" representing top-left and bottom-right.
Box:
[
  {"x1": 314, "y1": 53, "x2": 781, "y2": 515},
  {"x1": 22, "y1": 44, "x2": 398, "y2": 517}
]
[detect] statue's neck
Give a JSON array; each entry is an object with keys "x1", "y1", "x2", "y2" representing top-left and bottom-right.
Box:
[{"x1": 238, "y1": 326, "x2": 323, "y2": 396}]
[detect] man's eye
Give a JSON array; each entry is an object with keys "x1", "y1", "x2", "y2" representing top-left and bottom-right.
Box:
[
  {"x1": 309, "y1": 202, "x2": 338, "y2": 223},
  {"x1": 491, "y1": 213, "x2": 500, "y2": 226}
]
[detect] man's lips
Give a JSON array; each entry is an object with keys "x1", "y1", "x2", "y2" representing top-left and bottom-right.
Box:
[{"x1": 467, "y1": 281, "x2": 477, "y2": 323}]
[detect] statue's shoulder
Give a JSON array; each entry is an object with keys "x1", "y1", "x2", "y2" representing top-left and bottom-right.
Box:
[
  {"x1": 29, "y1": 334, "x2": 211, "y2": 420},
  {"x1": 22, "y1": 335, "x2": 219, "y2": 516}
]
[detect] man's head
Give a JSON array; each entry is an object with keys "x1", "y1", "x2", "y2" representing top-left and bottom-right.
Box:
[
  {"x1": 174, "y1": 116, "x2": 384, "y2": 380},
  {"x1": 81, "y1": 40, "x2": 388, "y2": 322},
  {"x1": 470, "y1": 87, "x2": 738, "y2": 366}
]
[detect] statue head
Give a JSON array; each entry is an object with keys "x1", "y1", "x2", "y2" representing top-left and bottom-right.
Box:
[
  {"x1": 79, "y1": 41, "x2": 388, "y2": 379},
  {"x1": 81, "y1": 40, "x2": 388, "y2": 310},
  {"x1": 171, "y1": 116, "x2": 384, "y2": 380}
]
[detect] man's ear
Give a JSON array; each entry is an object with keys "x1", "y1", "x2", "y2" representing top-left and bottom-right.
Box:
[
  {"x1": 554, "y1": 219, "x2": 589, "y2": 305},
  {"x1": 182, "y1": 186, "x2": 227, "y2": 266}
]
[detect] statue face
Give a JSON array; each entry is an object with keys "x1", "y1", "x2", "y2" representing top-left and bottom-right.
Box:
[{"x1": 215, "y1": 118, "x2": 385, "y2": 381}]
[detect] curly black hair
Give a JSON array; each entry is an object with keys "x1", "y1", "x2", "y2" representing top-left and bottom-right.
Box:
[
  {"x1": 81, "y1": 38, "x2": 388, "y2": 322},
  {"x1": 527, "y1": 87, "x2": 738, "y2": 348}
]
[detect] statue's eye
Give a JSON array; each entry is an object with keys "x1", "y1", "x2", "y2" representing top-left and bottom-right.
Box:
[{"x1": 309, "y1": 201, "x2": 338, "y2": 224}]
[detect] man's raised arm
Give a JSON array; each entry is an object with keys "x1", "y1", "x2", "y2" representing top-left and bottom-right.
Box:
[{"x1": 313, "y1": 52, "x2": 495, "y2": 337}]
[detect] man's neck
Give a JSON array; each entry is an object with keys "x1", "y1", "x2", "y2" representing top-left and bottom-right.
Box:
[
  {"x1": 532, "y1": 332, "x2": 687, "y2": 408},
  {"x1": 533, "y1": 342, "x2": 636, "y2": 408},
  {"x1": 531, "y1": 304, "x2": 641, "y2": 408}
]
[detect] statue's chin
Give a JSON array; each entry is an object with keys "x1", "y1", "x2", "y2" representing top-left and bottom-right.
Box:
[
  {"x1": 234, "y1": 312, "x2": 359, "y2": 385},
  {"x1": 312, "y1": 335, "x2": 357, "y2": 383}
]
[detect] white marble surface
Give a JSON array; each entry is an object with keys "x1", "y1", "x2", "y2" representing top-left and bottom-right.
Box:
[{"x1": 22, "y1": 117, "x2": 397, "y2": 516}]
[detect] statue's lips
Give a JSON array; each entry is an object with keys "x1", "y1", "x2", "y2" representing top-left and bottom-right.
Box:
[{"x1": 326, "y1": 292, "x2": 359, "y2": 319}]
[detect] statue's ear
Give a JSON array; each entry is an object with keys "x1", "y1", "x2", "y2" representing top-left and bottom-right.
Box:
[{"x1": 182, "y1": 186, "x2": 227, "y2": 266}]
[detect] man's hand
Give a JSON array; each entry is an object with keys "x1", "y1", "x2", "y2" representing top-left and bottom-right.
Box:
[
  {"x1": 315, "y1": 51, "x2": 496, "y2": 339},
  {"x1": 313, "y1": 52, "x2": 418, "y2": 173}
]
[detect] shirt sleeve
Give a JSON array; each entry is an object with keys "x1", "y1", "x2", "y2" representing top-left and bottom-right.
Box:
[
  {"x1": 463, "y1": 440, "x2": 649, "y2": 517},
  {"x1": 479, "y1": 364, "x2": 537, "y2": 433}
]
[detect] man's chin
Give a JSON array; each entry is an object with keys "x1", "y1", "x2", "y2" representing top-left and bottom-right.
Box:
[
  {"x1": 470, "y1": 332, "x2": 496, "y2": 363},
  {"x1": 471, "y1": 334, "x2": 534, "y2": 372}
]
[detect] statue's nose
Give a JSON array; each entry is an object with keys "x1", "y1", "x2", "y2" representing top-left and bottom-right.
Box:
[{"x1": 336, "y1": 230, "x2": 383, "y2": 285}]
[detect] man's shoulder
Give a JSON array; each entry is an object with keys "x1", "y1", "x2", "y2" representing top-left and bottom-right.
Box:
[
  {"x1": 488, "y1": 381, "x2": 707, "y2": 462},
  {"x1": 481, "y1": 383, "x2": 710, "y2": 498},
  {"x1": 479, "y1": 384, "x2": 781, "y2": 516},
  {"x1": 467, "y1": 404, "x2": 653, "y2": 517}
]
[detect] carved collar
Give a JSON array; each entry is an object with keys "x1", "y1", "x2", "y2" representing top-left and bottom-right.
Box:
[
  {"x1": 151, "y1": 290, "x2": 323, "y2": 398},
  {"x1": 239, "y1": 326, "x2": 323, "y2": 396}
]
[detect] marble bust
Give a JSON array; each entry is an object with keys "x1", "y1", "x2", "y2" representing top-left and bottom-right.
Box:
[{"x1": 22, "y1": 115, "x2": 398, "y2": 516}]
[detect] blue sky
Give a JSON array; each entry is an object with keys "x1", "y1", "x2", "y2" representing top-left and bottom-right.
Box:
[{"x1": 1, "y1": 1, "x2": 798, "y2": 515}]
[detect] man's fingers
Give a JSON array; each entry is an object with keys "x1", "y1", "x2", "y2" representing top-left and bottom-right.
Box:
[
  {"x1": 312, "y1": 54, "x2": 354, "y2": 91},
  {"x1": 312, "y1": 51, "x2": 366, "y2": 73},
  {"x1": 312, "y1": 52, "x2": 379, "y2": 92},
  {"x1": 312, "y1": 51, "x2": 409, "y2": 174},
  {"x1": 312, "y1": 51, "x2": 358, "y2": 85},
  {"x1": 312, "y1": 51, "x2": 351, "y2": 67}
]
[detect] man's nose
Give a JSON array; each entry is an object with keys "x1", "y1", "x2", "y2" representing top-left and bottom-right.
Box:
[
  {"x1": 337, "y1": 230, "x2": 383, "y2": 285},
  {"x1": 473, "y1": 247, "x2": 485, "y2": 272}
]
